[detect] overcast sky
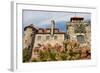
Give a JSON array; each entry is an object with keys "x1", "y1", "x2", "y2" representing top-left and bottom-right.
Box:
[{"x1": 22, "y1": 10, "x2": 91, "y2": 32}]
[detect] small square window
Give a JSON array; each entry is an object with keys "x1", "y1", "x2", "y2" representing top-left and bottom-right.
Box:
[
  {"x1": 37, "y1": 36, "x2": 41, "y2": 40},
  {"x1": 77, "y1": 35, "x2": 85, "y2": 43},
  {"x1": 46, "y1": 36, "x2": 50, "y2": 40},
  {"x1": 54, "y1": 36, "x2": 57, "y2": 40}
]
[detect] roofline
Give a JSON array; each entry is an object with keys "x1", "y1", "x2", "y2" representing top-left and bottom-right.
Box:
[
  {"x1": 24, "y1": 24, "x2": 38, "y2": 31},
  {"x1": 37, "y1": 32, "x2": 66, "y2": 34}
]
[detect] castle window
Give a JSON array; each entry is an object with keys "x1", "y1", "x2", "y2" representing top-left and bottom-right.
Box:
[
  {"x1": 67, "y1": 34, "x2": 70, "y2": 39},
  {"x1": 54, "y1": 36, "x2": 57, "y2": 40},
  {"x1": 77, "y1": 35, "x2": 85, "y2": 43},
  {"x1": 37, "y1": 36, "x2": 41, "y2": 40},
  {"x1": 30, "y1": 34, "x2": 33, "y2": 37},
  {"x1": 25, "y1": 40, "x2": 27, "y2": 44},
  {"x1": 46, "y1": 36, "x2": 50, "y2": 40},
  {"x1": 30, "y1": 33, "x2": 34, "y2": 37},
  {"x1": 75, "y1": 23, "x2": 86, "y2": 33}
]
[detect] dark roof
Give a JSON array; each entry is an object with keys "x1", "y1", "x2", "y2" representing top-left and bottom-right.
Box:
[
  {"x1": 38, "y1": 28, "x2": 61, "y2": 33},
  {"x1": 70, "y1": 17, "x2": 84, "y2": 21},
  {"x1": 24, "y1": 24, "x2": 38, "y2": 31},
  {"x1": 37, "y1": 32, "x2": 65, "y2": 34},
  {"x1": 24, "y1": 24, "x2": 65, "y2": 34}
]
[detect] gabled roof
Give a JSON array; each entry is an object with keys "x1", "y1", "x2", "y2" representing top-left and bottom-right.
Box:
[
  {"x1": 37, "y1": 28, "x2": 65, "y2": 34},
  {"x1": 24, "y1": 24, "x2": 38, "y2": 31},
  {"x1": 24, "y1": 24, "x2": 65, "y2": 34}
]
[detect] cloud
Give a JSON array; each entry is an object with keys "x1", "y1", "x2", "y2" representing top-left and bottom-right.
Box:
[{"x1": 23, "y1": 10, "x2": 91, "y2": 31}]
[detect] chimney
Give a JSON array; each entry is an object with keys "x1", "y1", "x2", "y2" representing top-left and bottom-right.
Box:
[{"x1": 51, "y1": 20, "x2": 55, "y2": 37}]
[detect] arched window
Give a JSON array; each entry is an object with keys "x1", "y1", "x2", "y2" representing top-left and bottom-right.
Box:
[{"x1": 77, "y1": 35, "x2": 85, "y2": 43}]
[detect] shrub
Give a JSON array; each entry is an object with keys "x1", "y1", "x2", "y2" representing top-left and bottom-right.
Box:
[
  {"x1": 23, "y1": 48, "x2": 31, "y2": 62},
  {"x1": 31, "y1": 41, "x2": 91, "y2": 62}
]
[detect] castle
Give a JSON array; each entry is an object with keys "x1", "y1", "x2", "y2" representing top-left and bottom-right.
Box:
[
  {"x1": 23, "y1": 17, "x2": 91, "y2": 60},
  {"x1": 24, "y1": 20, "x2": 65, "y2": 49}
]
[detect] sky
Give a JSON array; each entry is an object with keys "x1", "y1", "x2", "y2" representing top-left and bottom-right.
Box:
[{"x1": 22, "y1": 10, "x2": 91, "y2": 32}]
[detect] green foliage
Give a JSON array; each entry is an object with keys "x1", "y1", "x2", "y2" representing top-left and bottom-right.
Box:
[
  {"x1": 39, "y1": 50, "x2": 49, "y2": 61},
  {"x1": 32, "y1": 58, "x2": 38, "y2": 62},
  {"x1": 31, "y1": 40, "x2": 91, "y2": 62},
  {"x1": 49, "y1": 49, "x2": 57, "y2": 61},
  {"x1": 60, "y1": 52, "x2": 67, "y2": 60},
  {"x1": 23, "y1": 48, "x2": 31, "y2": 62}
]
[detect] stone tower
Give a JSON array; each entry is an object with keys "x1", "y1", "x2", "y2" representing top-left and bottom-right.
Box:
[
  {"x1": 67, "y1": 17, "x2": 91, "y2": 47},
  {"x1": 23, "y1": 24, "x2": 38, "y2": 49}
]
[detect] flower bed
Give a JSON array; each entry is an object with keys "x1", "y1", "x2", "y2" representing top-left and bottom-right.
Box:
[{"x1": 31, "y1": 40, "x2": 91, "y2": 62}]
